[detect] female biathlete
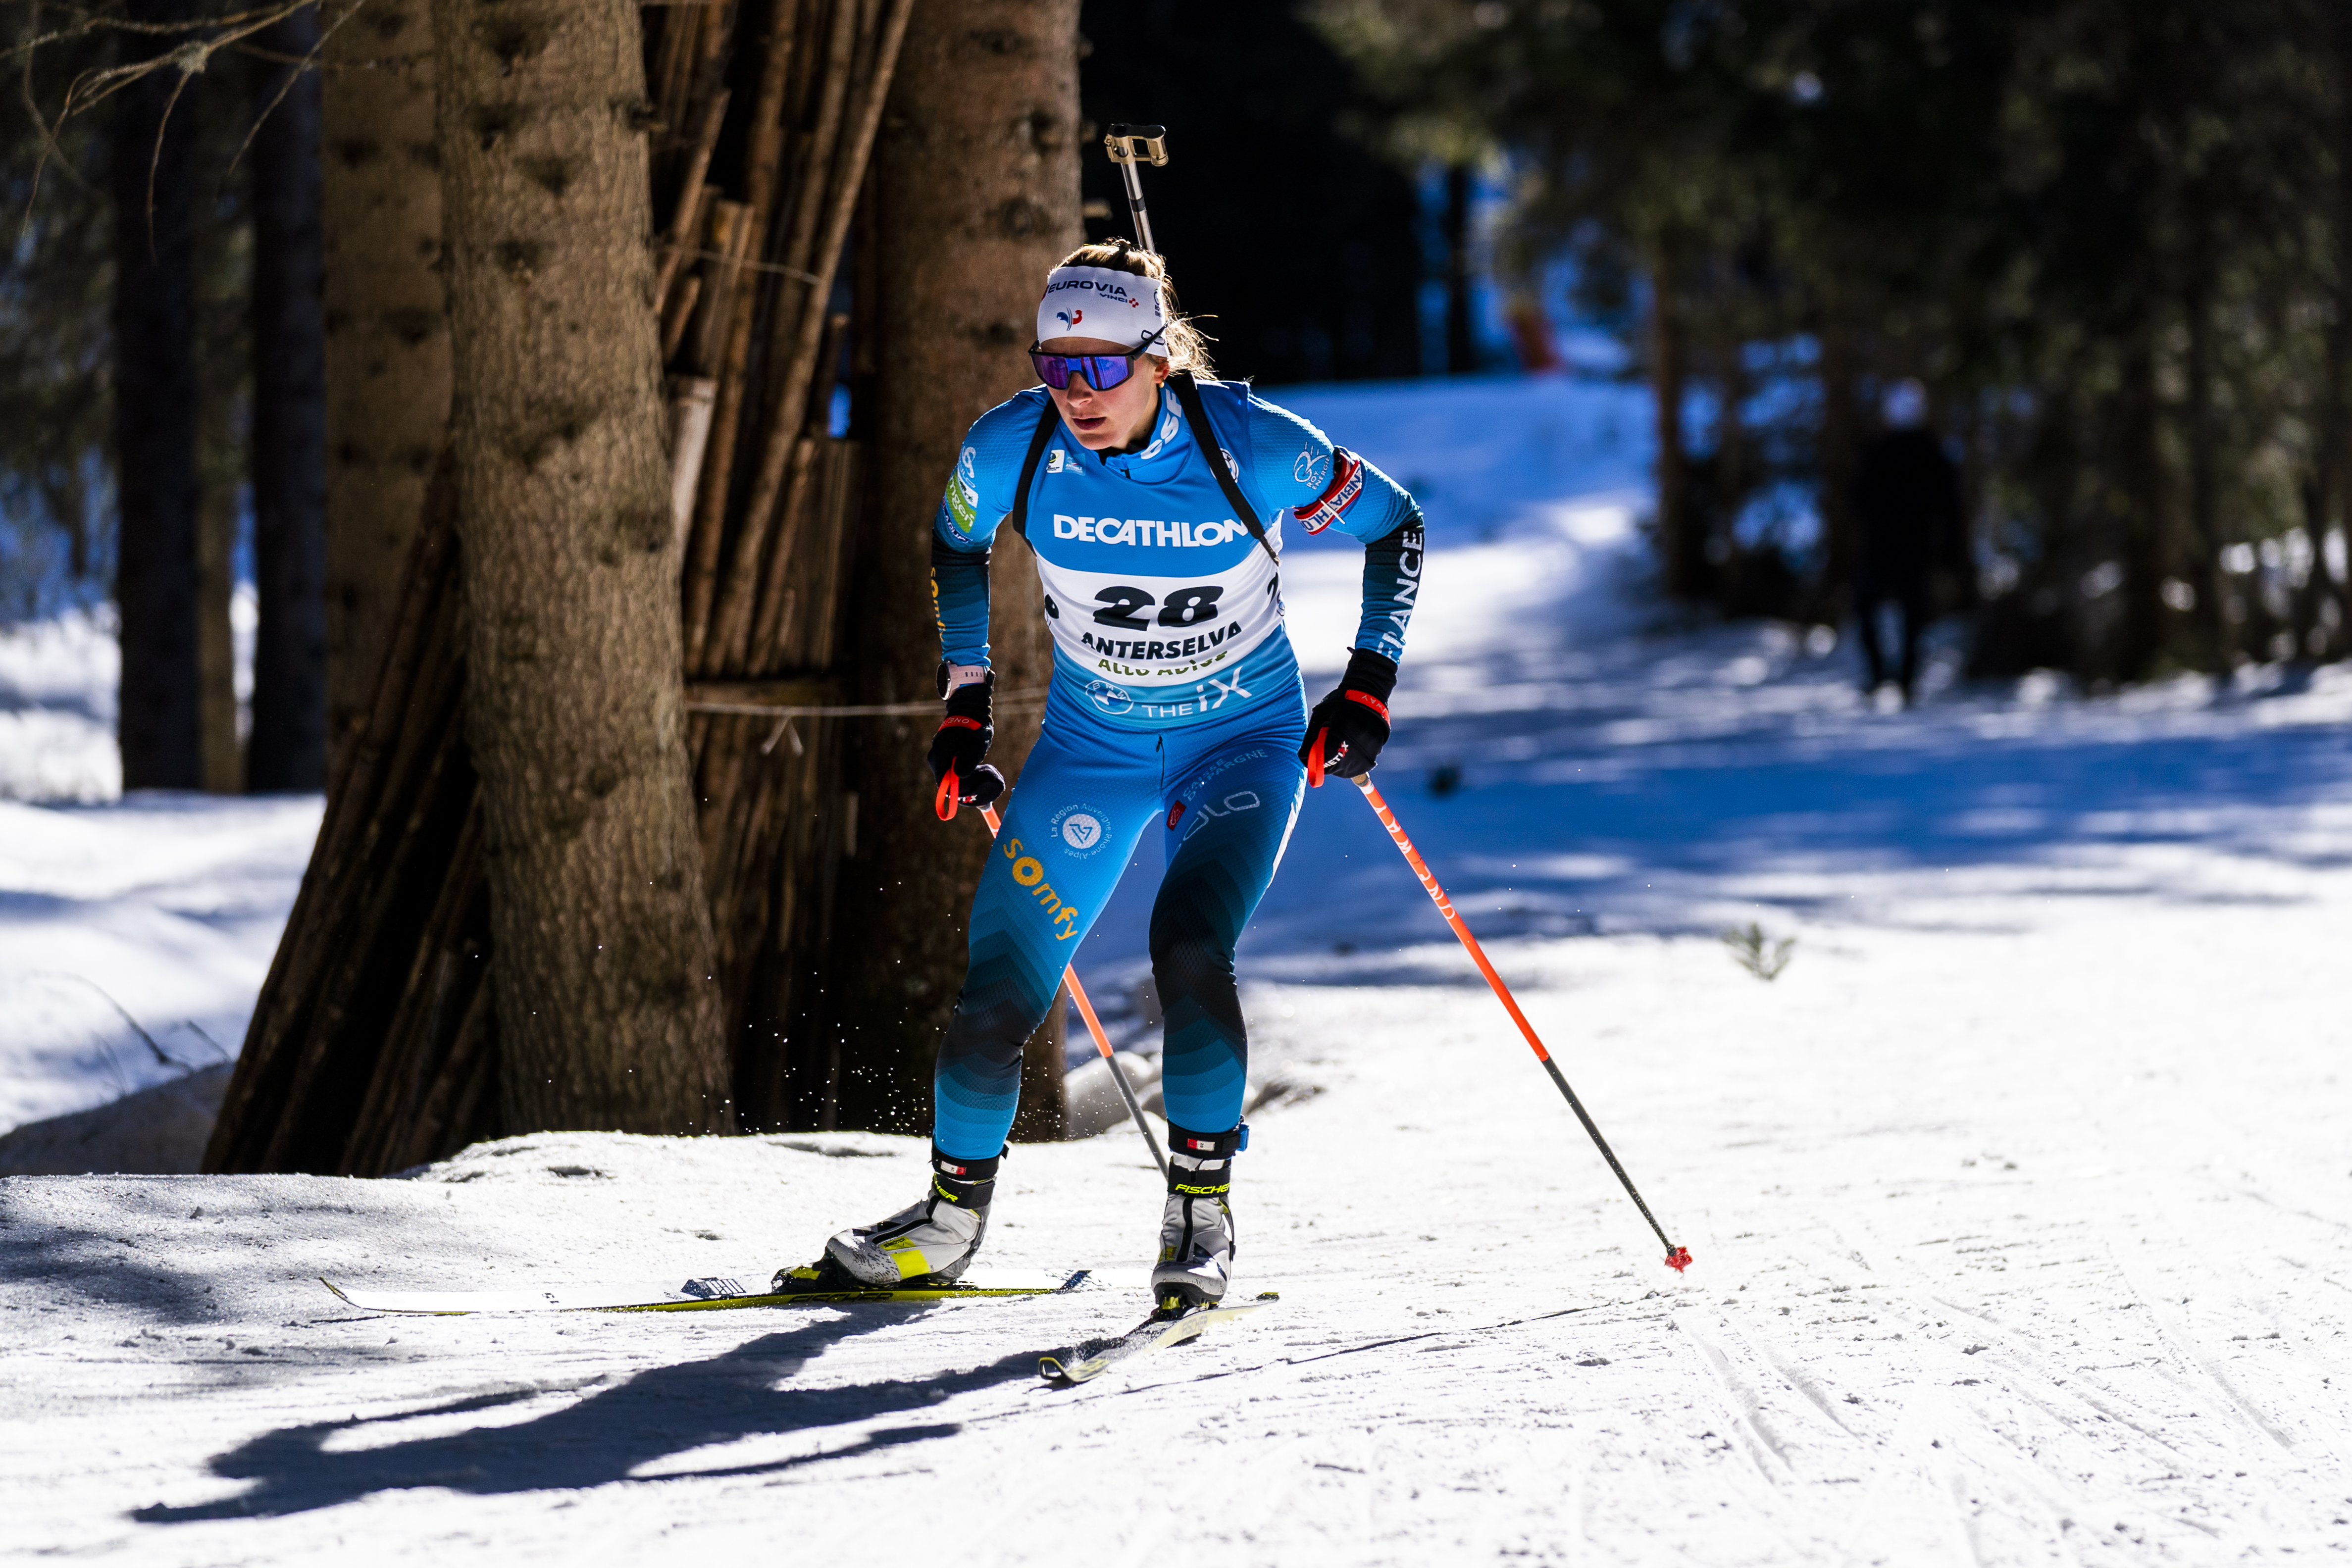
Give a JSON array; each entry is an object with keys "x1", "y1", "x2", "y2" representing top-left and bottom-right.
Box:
[{"x1": 804, "y1": 242, "x2": 1424, "y2": 1309}]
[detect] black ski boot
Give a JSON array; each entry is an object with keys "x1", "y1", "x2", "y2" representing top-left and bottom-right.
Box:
[
  {"x1": 1152, "y1": 1122, "x2": 1241, "y2": 1309},
  {"x1": 774, "y1": 1148, "x2": 997, "y2": 1292}
]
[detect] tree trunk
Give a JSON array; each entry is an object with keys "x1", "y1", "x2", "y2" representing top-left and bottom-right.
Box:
[
  {"x1": 2322, "y1": 272, "x2": 2352, "y2": 661},
  {"x1": 1648, "y1": 246, "x2": 1702, "y2": 601},
  {"x1": 1443, "y1": 162, "x2": 1476, "y2": 375},
  {"x1": 1707, "y1": 288, "x2": 1748, "y2": 609},
  {"x1": 1815, "y1": 279, "x2": 1859, "y2": 612},
  {"x1": 2182, "y1": 240, "x2": 2225, "y2": 667},
  {"x1": 2114, "y1": 323, "x2": 2168, "y2": 679},
  {"x1": 432, "y1": 0, "x2": 730, "y2": 1134},
  {"x1": 112, "y1": 0, "x2": 205, "y2": 792},
  {"x1": 1947, "y1": 392, "x2": 1982, "y2": 611},
  {"x1": 832, "y1": 0, "x2": 1080, "y2": 1136},
  {"x1": 322, "y1": 0, "x2": 450, "y2": 774},
  {"x1": 2322, "y1": 9, "x2": 2352, "y2": 652},
  {"x1": 250, "y1": 5, "x2": 331, "y2": 792},
  {"x1": 195, "y1": 445, "x2": 241, "y2": 793}
]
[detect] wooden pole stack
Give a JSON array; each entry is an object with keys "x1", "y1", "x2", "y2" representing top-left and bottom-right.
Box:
[
  {"x1": 207, "y1": 0, "x2": 918, "y2": 1173},
  {"x1": 664, "y1": 0, "x2": 915, "y2": 1133},
  {"x1": 204, "y1": 471, "x2": 500, "y2": 1174}
]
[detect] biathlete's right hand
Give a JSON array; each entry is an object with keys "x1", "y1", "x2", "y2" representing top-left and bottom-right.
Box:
[
  {"x1": 1300, "y1": 648, "x2": 1397, "y2": 785},
  {"x1": 927, "y1": 662, "x2": 1006, "y2": 818}
]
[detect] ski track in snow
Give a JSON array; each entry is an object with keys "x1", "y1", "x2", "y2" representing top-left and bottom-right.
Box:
[{"x1": 5, "y1": 375, "x2": 2352, "y2": 1563}]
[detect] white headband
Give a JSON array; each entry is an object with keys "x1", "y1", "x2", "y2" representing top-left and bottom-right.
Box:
[{"x1": 1036, "y1": 265, "x2": 1168, "y2": 352}]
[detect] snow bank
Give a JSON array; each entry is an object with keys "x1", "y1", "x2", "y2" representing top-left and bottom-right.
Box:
[
  {"x1": 0, "y1": 587, "x2": 257, "y2": 804},
  {"x1": 0, "y1": 605, "x2": 120, "y2": 802},
  {"x1": 0, "y1": 1062, "x2": 229, "y2": 1176},
  {"x1": 1276, "y1": 372, "x2": 1654, "y2": 680},
  {"x1": 0, "y1": 793, "x2": 323, "y2": 1133}
]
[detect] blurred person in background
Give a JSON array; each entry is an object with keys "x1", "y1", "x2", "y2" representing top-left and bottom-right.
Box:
[{"x1": 1852, "y1": 379, "x2": 1962, "y2": 706}]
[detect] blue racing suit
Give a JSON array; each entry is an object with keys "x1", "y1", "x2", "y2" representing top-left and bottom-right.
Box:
[{"x1": 929, "y1": 376, "x2": 1422, "y2": 1159}]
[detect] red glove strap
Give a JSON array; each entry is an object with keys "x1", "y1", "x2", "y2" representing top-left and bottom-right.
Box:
[
  {"x1": 1344, "y1": 688, "x2": 1389, "y2": 722},
  {"x1": 938, "y1": 715, "x2": 984, "y2": 733}
]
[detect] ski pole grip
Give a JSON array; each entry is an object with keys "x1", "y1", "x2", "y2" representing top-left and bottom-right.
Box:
[
  {"x1": 1306, "y1": 729, "x2": 1326, "y2": 789},
  {"x1": 935, "y1": 766, "x2": 959, "y2": 822}
]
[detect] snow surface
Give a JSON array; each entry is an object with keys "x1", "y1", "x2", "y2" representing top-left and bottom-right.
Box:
[
  {"x1": 7, "y1": 373, "x2": 2352, "y2": 1564},
  {"x1": 0, "y1": 584, "x2": 259, "y2": 804},
  {"x1": 0, "y1": 604, "x2": 123, "y2": 803},
  {"x1": 0, "y1": 792, "x2": 323, "y2": 1132}
]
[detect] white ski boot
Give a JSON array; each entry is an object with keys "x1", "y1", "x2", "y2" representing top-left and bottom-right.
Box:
[
  {"x1": 811, "y1": 1149, "x2": 996, "y2": 1289},
  {"x1": 1152, "y1": 1123, "x2": 1242, "y2": 1309}
]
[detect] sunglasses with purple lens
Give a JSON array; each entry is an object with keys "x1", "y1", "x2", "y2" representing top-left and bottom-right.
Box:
[{"x1": 1028, "y1": 326, "x2": 1167, "y2": 392}]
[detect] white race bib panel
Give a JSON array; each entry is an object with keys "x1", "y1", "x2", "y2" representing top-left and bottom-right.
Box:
[
  {"x1": 1004, "y1": 393, "x2": 1300, "y2": 732},
  {"x1": 1034, "y1": 508, "x2": 1285, "y2": 688}
]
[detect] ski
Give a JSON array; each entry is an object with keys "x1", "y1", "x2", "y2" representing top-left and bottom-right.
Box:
[
  {"x1": 322, "y1": 1268, "x2": 1091, "y2": 1317},
  {"x1": 1038, "y1": 1291, "x2": 1280, "y2": 1385}
]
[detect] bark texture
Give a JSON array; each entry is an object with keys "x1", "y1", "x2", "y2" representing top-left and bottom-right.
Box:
[
  {"x1": 323, "y1": 0, "x2": 450, "y2": 772},
  {"x1": 832, "y1": 0, "x2": 1080, "y2": 1135},
  {"x1": 433, "y1": 0, "x2": 730, "y2": 1134},
  {"x1": 251, "y1": 5, "x2": 332, "y2": 792},
  {"x1": 111, "y1": 0, "x2": 205, "y2": 791}
]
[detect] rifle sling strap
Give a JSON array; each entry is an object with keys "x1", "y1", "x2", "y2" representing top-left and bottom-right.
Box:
[{"x1": 1004, "y1": 373, "x2": 1280, "y2": 569}]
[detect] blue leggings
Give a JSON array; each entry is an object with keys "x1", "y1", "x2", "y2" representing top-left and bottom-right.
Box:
[{"x1": 933, "y1": 690, "x2": 1308, "y2": 1160}]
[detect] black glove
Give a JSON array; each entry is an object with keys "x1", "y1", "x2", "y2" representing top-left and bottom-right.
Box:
[
  {"x1": 1300, "y1": 648, "x2": 1397, "y2": 784},
  {"x1": 927, "y1": 664, "x2": 1006, "y2": 816}
]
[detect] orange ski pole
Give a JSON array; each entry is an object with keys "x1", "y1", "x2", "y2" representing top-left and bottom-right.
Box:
[
  {"x1": 1311, "y1": 743, "x2": 1690, "y2": 1272},
  {"x1": 977, "y1": 803, "x2": 1168, "y2": 1178}
]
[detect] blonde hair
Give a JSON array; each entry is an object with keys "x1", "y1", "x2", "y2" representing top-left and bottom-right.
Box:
[{"x1": 1053, "y1": 240, "x2": 1215, "y2": 378}]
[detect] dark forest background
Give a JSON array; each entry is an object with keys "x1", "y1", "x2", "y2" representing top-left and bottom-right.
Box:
[
  {"x1": 1317, "y1": 0, "x2": 2352, "y2": 681},
  {"x1": 1076, "y1": 0, "x2": 1430, "y2": 384},
  {"x1": 5, "y1": 0, "x2": 2352, "y2": 806}
]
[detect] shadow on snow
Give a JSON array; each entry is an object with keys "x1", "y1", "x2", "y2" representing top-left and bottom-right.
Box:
[{"x1": 135, "y1": 1309, "x2": 1040, "y2": 1521}]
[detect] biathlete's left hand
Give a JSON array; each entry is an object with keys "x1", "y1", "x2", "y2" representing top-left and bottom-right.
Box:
[
  {"x1": 1301, "y1": 648, "x2": 1397, "y2": 784},
  {"x1": 928, "y1": 663, "x2": 1006, "y2": 814}
]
